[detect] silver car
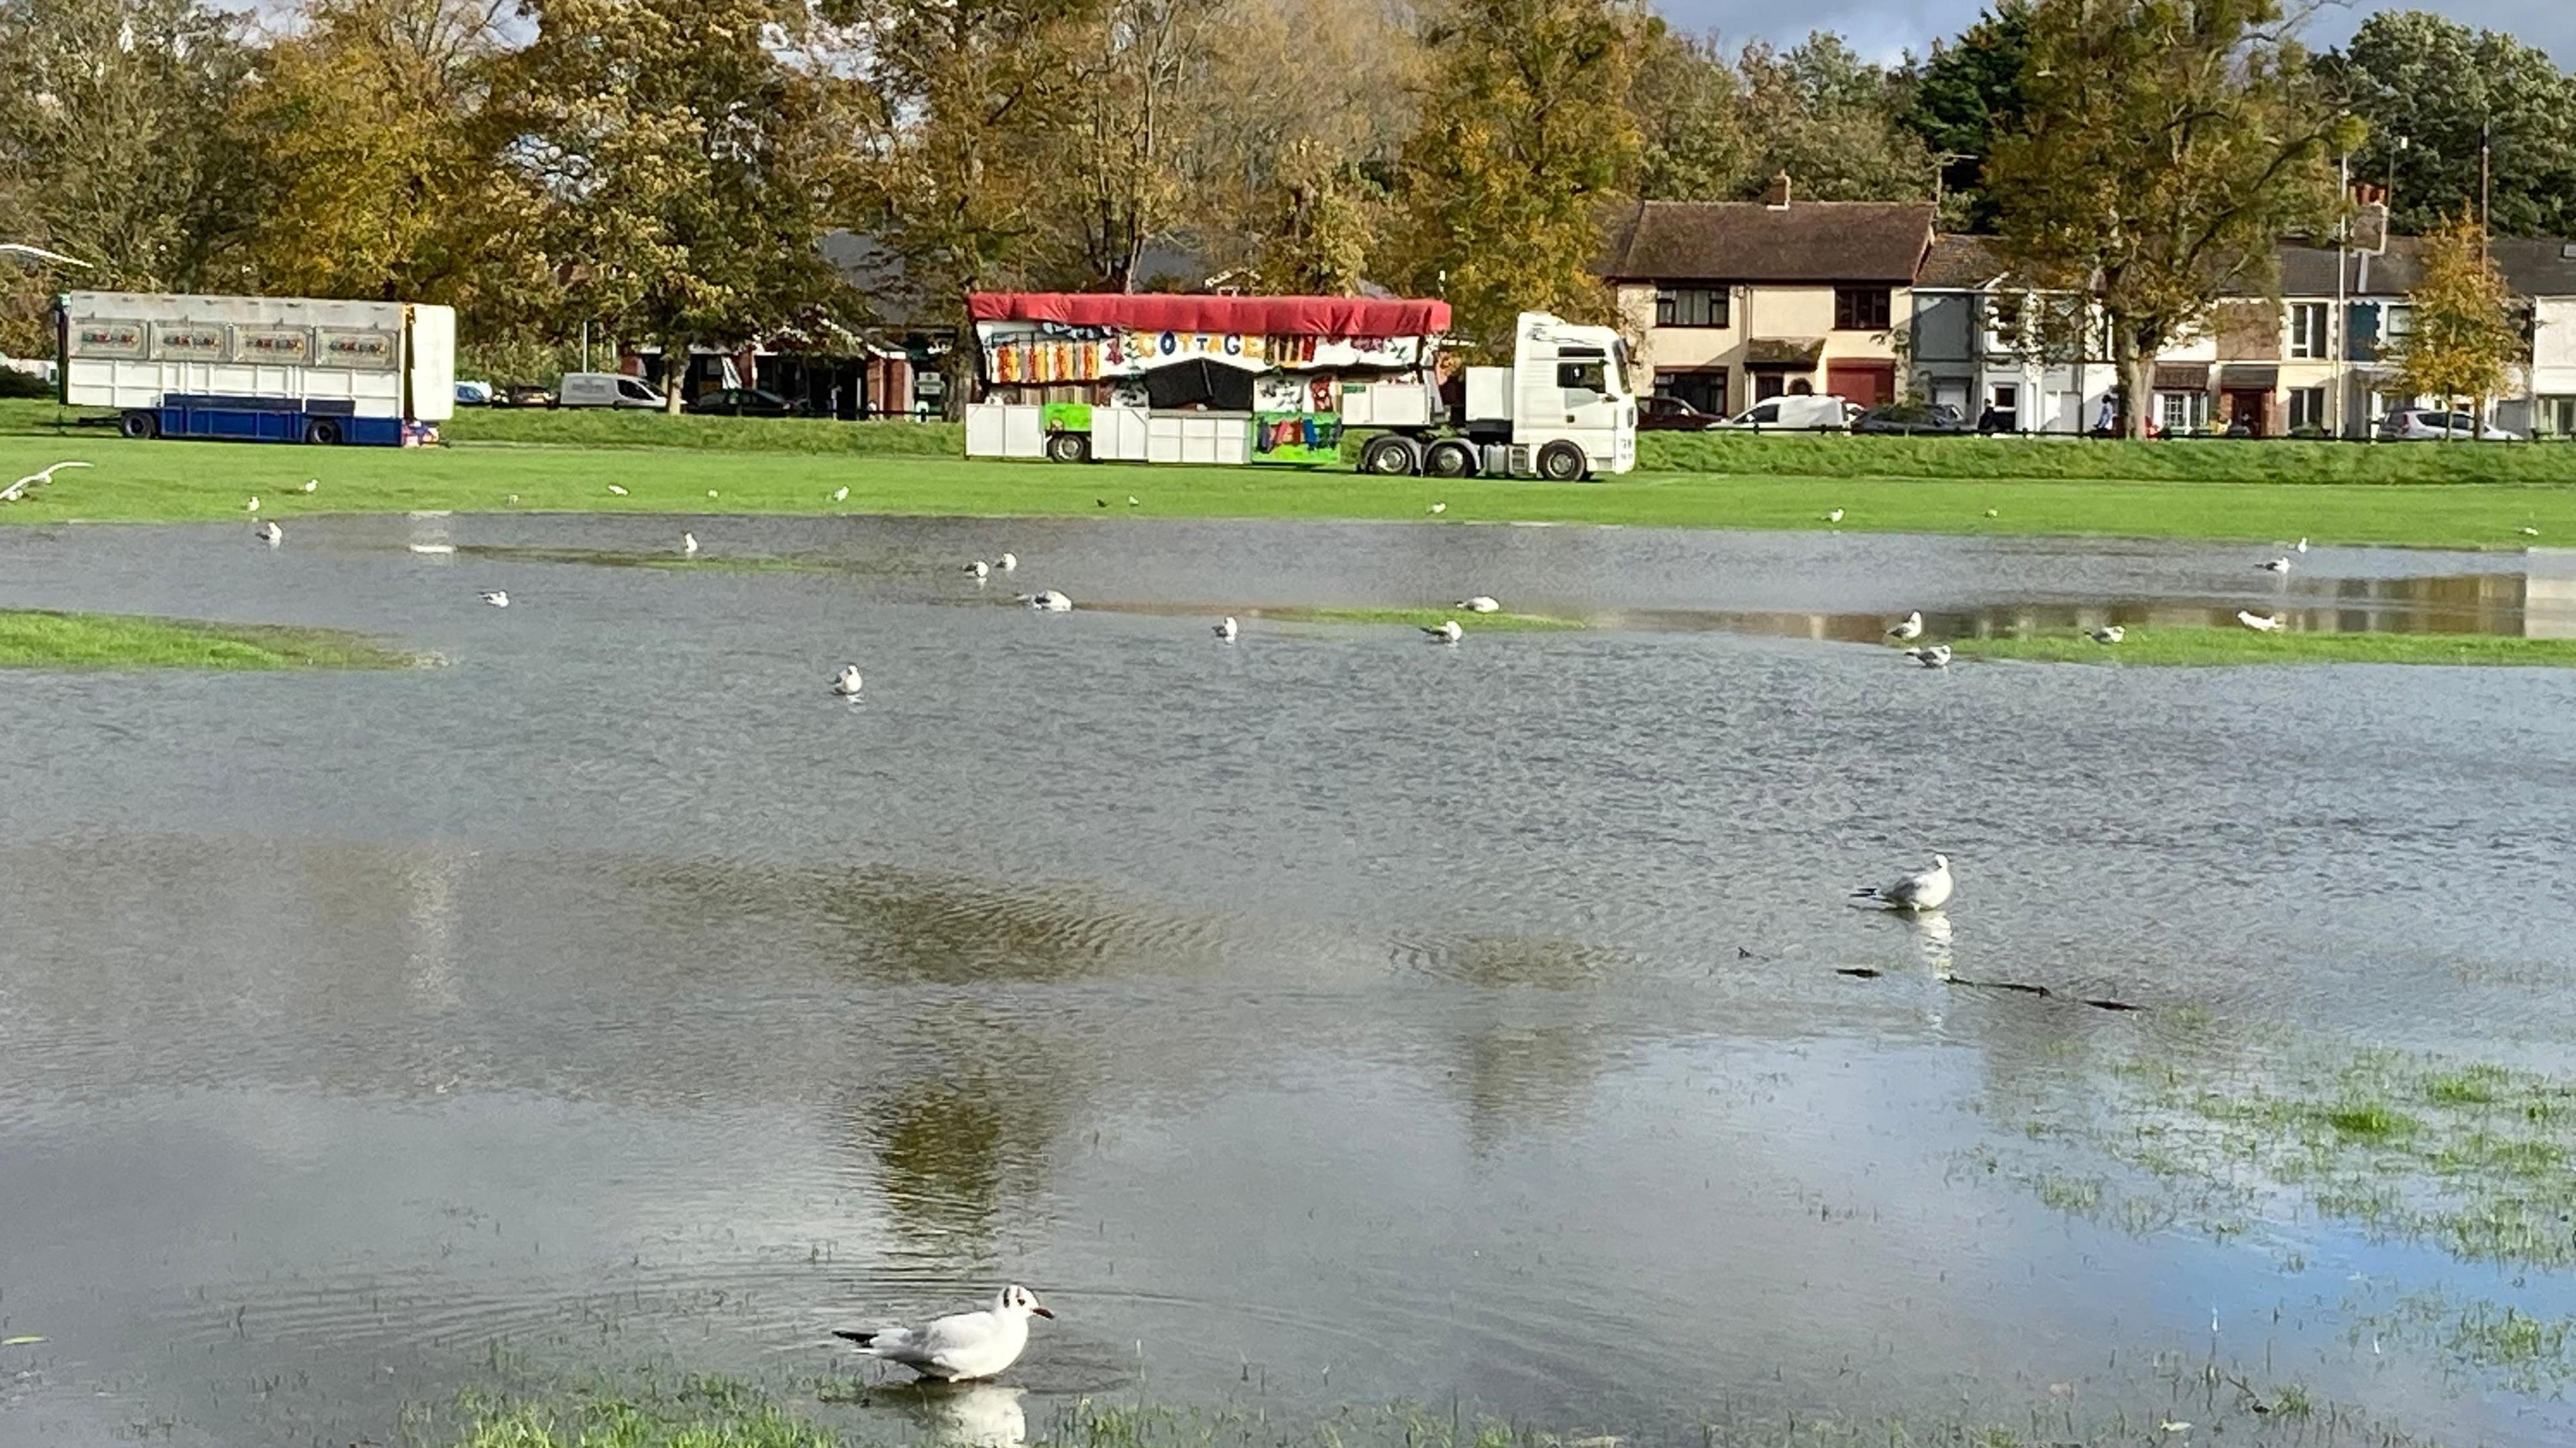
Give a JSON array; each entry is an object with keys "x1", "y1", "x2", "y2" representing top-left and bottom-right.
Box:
[{"x1": 2376, "y1": 408, "x2": 2522, "y2": 441}]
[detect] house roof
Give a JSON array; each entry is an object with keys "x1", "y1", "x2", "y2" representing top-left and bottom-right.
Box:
[
  {"x1": 1602, "y1": 201, "x2": 1936, "y2": 283},
  {"x1": 1905, "y1": 232, "x2": 2576, "y2": 300},
  {"x1": 1916, "y1": 235, "x2": 2004, "y2": 290}
]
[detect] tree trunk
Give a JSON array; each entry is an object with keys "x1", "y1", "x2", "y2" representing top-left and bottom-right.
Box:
[
  {"x1": 2119, "y1": 333, "x2": 2151, "y2": 441},
  {"x1": 663, "y1": 339, "x2": 686, "y2": 414}
]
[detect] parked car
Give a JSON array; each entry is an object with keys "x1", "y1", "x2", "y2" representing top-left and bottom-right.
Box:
[
  {"x1": 2375, "y1": 408, "x2": 2522, "y2": 441},
  {"x1": 684, "y1": 386, "x2": 810, "y2": 418},
  {"x1": 558, "y1": 372, "x2": 665, "y2": 409},
  {"x1": 1637, "y1": 394, "x2": 1725, "y2": 431},
  {"x1": 494, "y1": 383, "x2": 557, "y2": 408},
  {"x1": 1715, "y1": 395, "x2": 1860, "y2": 431},
  {"x1": 1851, "y1": 401, "x2": 1970, "y2": 435},
  {"x1": 455, "y1": 379, "x2": 496, "y2": 406}
]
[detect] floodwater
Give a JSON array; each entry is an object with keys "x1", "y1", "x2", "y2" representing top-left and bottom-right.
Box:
[{"x1": 3, "y1": 514, "x2": 2574, "y2": 1448}]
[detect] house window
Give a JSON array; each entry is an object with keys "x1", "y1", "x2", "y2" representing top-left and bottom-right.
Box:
[
  {"x1": 2288, "y1": 303, "x2": 2330, "y2": 359},
  {"x1": 2157, "y1": 390, "x2": 2208, "y2": 435},
  {"x1": 2537, "y1": 396, "x2": 2576, "y2": 439},
  {"x1": 1654, "y1": 370, "x2": 1728, "y2": 415},
  {"x1": 2287, "y1": 386, "x2": 2328, "y2": 433},
  {"x1": 1833, "y1": 286, "x2": 1892, "y2": 332},
  {"x1": 2383, "y1": 304, "x2": 2414, "y2": 346},
  {"x1": 1654, "y1": 287, "x2": 1730, "y2": 329}
]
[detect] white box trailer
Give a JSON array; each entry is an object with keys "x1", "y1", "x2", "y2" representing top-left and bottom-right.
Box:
[{"x1": 60, "y1": 290, "x2": 455, "y2": 446}]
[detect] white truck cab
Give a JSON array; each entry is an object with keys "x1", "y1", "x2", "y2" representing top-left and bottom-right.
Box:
[{"x1": 1475, "y1": 311, "x2": 1637, "y2": 479}]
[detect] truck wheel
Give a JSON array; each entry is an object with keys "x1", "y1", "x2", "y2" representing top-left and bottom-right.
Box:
[
  {"x1": 1045, "y1": 431, "x2": 1091, "y2": 464},
  {"x1": 1536, "y1": 441, "x2": 1588, "y2": 481},
  {"x1": 119, "y1": 410, "x2": 158, "y2": 440},
  {"x1": 1360, "y1": 435, "x2": 1421, "y2": 476},
  {"x1": 304, "y1": 419, "x2": 342, "y2": 446},
  {"x1": 1424, "y1": 439, "x2": 1477, "y2": 478}
]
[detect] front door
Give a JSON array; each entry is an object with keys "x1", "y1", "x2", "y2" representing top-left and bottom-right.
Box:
[
  {"x1": 2222, "y1": 389, "x2": 2269, "y2": 437},
  {"x1": 1825, "y1": 361, "x2": 1896, "y2": 408}
]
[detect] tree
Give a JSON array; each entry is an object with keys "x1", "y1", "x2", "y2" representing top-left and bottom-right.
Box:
[
  {"x1": 2322, "y1": 11, "x2": 2576, "y2": 239},
  {"x1": 498, "y1": 0, "x2": 862, "y2": 411},
  {"x1": 1393, "y1": 0, "x2": 1643, "y2": 351},
  {"x1": 1042, "y1": 0, "x2": 1209, "y2": 291},
  {"x1": 1901, "y1": 2, "x2": 2032, "y2": 229},
  {"x1": 1733, "y1": 34, "x2": 1934, "y2": 203},
  {"x1": 1986, "y1": 0, "x2": 2357, "y2": 438},
  {"x1": 1629, "y1": 25, "x2": 1744, "y2": 201},
  {"x1": 2392, "y1": 211, "x2": 2521, "y2": 435}
]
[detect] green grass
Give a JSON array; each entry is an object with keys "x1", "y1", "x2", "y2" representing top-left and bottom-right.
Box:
[
  {"x1": 1256, "y1": 605, "x2": 1585, "y2": 632},
  {"x1": 1948, "y1": 626, "x2": 2576, "y2": 668},
  {"x1": 0, "y1": 608, "x2": 412, "y2": 670},
  {"x1": 6, "y1": 398, "x2": 2575, "y2": 547}
]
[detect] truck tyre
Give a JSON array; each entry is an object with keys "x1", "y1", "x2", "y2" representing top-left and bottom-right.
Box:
[
  {"x1": 1536, "y1": 441, "x2": 1588, "y2": 481},
  {"x1": 119, "y1": 410, "x2": 158, "y2": 440},
  {"x1": 1360, "y1": 434, "x2": 1421, "y2": 476},
  {"x1": 1045, "y1": 431, "x2": 1091, "y2": 464},
  {"x1": 304, "y1": 419, "x2": 342, "y2": 446},
  {"x1": 1424, "y1": 439, "x2": 1477, "y2": 478}
]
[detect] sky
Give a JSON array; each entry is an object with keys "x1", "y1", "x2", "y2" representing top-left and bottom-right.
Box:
[{"x1": 1658, "y1": 0, "x2": 2576, "y2": 65}]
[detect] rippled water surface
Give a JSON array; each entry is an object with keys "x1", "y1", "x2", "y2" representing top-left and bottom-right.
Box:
[{"x1": 3, "y1": 514, "x2": 2573, "y2": 1447}]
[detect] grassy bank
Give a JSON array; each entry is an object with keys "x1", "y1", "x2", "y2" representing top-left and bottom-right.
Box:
[
  {"x1": 0, "y1": 609, "x2": 412, "y2": 670},
  {"x1": 1256, "y1": 605, "x2": 1584, "y2": 632},
  {"x1": 1947, "y1": 626, "x2": 2576, "y2": 667},
  {"x1": 5, "y1": 399, "x2": 2574, "y2": 547}
]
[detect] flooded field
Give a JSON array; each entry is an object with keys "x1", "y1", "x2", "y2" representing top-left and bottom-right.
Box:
[{"x1": 2, "y1": 514, "x2": 2573, "y2": 1447}]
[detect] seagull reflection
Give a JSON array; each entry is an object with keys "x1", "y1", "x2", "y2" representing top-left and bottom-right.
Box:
[{"x1": 902, "y1": 1382, "x2": 1027, "y2": 1448}]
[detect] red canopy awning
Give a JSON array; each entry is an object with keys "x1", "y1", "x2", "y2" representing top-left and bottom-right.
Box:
[{"x1": 969, "y1": 292, "x2": 1449, "y2": 338}]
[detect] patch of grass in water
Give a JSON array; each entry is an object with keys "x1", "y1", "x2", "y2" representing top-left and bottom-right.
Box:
[
  {"x1": 1947, "y1": 626, "x2": 2576, "y2": 669},
  {"x1": 1258, "y1": 606, "x2": 1585, "y2": 632},
  {"x1": 2322, "y1": 1100, "x2": 2417, "y2": 1139},
  {"x1": 2357, "y1": 1290, "x2": 2576, "y2": 1394},
  {"x1": 0, "y1": 609, "x2": 411, "y2": 670}
]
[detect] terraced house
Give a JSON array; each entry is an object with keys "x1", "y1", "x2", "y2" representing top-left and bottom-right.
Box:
[{"x1": 1602, "y1": 178, "x2": 1936, "y2": 418}]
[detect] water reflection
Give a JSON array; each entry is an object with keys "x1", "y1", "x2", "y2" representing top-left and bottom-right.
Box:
[{"x1": 902, "y1": 1382, "x2": 1028, "y2": 1448}]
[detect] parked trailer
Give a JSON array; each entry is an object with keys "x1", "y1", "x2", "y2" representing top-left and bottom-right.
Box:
[
  {"x1": 59, "y1": 291, "x2": 455, "y2": 446},
  {"x1": 962, "y1": 294, "x2": 1635, "y2": 480}
]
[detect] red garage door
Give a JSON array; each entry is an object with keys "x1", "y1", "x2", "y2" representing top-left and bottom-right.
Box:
[{"x1": 1825, "y1": 362, "x2": 1895, "y2": 408}]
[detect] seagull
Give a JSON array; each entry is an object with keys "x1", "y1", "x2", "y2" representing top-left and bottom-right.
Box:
[
  {"x1": 2259, "y1": 557, "x2": 2290, "y2": 573},
  {"x1": 1903, "y1": 643, "x2": 1952, "y2": 668},
  {"x1": 2237, "y1": 610, "x2": 2283, "y2": 632},
  {"x1": 1456, "y1": 596, "x2": 1500, "y2": 613},
  {"x1": 965, "y1": 559, "x2": 989, "y2": 578},
  {"x1": 998, "y1": 552, "x2": 1018, "y2": 571},
  {"x1": 1095, "y1": 498, "x2": 1109, "y2": 508},
  {"x1": 831, "y1": 1285, "x2": 1054, "y2": 1383},
  {"x1": 246, "y1": 496, "x2": 260, "y2": 512},
  {"x1": 505, "y1": 494, "x2": 519, "y2": 506},
  {"x1": 2294, "y1": 537, "x2": 2308, "y2": 553},
  {"x1": 1126, "y1": 495, "x2": 1140, "y2": 507},
  {"x1": 682, "y1": 532, "x2": 699, "y2": 556},
  {"x1": 1424, "y1": 620, "x2": 1462, "y2": 643},
  {"x1": 254, "y1": 520, "x2": 282, "y2": 547},
  {"x1": 2089, "y1": 624, "x2": 2125, "y2": 644},
  {"x1": 1429, "y1": 502, "x2": 1447, "y2": 514},
  {"x1": 2522, "y1": 526, "x2": 2541, "y2": 537},
  {"x1": 301, "y1": 478, "x2": 318, "y2": 494},
  {"x1": 1853, "y1": 853, "x2": 1954, "y2": 912},
  {"x1": 1, "y1": 460, "x2": 89, "y2": 501},
  {"x1": 1214, "y1": 616, "x2": 1238, "y2": 641},
  {"x1": 833, "y1": 486, "x2": 849, "y2": 502},
  {"x1": 1887, "y1": 611, "x2": 1925, "y2": 641},
  {"x1": 830, "y1": 663, "x2": 863, "y2": 696},
  {"x1": 608, "y1": 485, "x2": 629, "y2": 496},
  {"x1": 1825, "y1": 508, "x2": 1845, "y2": 523},
  {"x1": 1984, "y1": 508, "x2": 1998, "y2": 518},
  {"x1": 706, "y1": 490, "x2": 719, "y2": 499},
  {"x1": 1026, "y1": 590, "x2": 1072, "y2": 612},
  {"x1": 480, "y1": 590, "x2": 511, "y2": 608}
]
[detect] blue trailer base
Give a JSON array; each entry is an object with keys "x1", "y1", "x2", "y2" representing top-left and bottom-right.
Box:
[{"x1": 119, "y1": 394, "x2": 432, "y2": 447}]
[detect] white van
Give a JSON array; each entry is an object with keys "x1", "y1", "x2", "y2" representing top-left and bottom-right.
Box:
[
  {"x1": 558, "y1": 372, "x2": 667, "y2": 409},
  {"x1": 1717, "y1": 394, "x2": 1858, "y2": 431}
]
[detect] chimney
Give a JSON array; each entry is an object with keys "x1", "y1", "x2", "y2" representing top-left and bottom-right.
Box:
[{"x1": 1765, "y1": 172, "x2": 1792, "y2": 210}]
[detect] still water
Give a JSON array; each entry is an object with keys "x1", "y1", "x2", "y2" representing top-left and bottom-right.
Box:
[{"x1": 2, "y1": 515, "x2": 2573, "y2": 1447}]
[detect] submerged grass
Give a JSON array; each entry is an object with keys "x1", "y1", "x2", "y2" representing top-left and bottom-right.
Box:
[
  {"x1": 1949, "y1": 626, "x2": 2576, "y2": 668},
  {"x1": 1256, "y1": 606, "x2": 1585, "y2": 632},
  {"x1": 0, "y1": 608, "x2": 411, "y2": 670}
]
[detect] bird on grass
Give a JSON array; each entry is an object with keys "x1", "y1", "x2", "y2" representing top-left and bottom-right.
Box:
[
  {"x1": 965, "y1": 559, "x2": 989, "y2": 578},
  {"x1": 254, "y1": 520, "x2": 282, "y2": 547},
  {"x1": 1214, "y1": 616, "x2": 1238, "y2": 641},
  {"x1": 1984, "y1": 508, "x2": 1998, "y2": 518},
  {"x1": 1095, "y1": 498, "x2": 1109, "y2": 508},
  {"x1": 1423, "y1": 620, "x2": 1462, "y2": 644},
  {"x1": 480, "y1": 590, "x2": 511, "y2": 608},
  {"x1": 1456, "y1": 596, "x2": 1500, "y2": 613},
  {"x1": 1, "y1": 460, "x2": 89, "y2": 502},
  {"x1": 608, "y1": 485, "x2": 629, "y2": 496},
  {"x1": 1853, "y1": 853, "x2": 1953, "y2": 912},
  {"x1": 2237, "y1": 610, "x2": 2284, "y2": 632},
  {"x1": 1126, "y1": 495, "x2": 1140, "y2": 507},
  {"x1": 998, "y1": 552, "x2": 1018, "y2": 571},
  {"x1": 1429, "y1": 502, "x2": 1447, "y2": 514},
  {"x1": 1824, "y1": 508, "x2": 1845, "y2": 523},
  {"x1": 832, "y1": 1285, "x2": 1054, "y2": 1383},
  {"x1": 2259, "y1": 557, "x2": 2290, "y2": 573},
  {"x1": 301, "y1": 478, "x2": 318, "y2": 494},
  {"x1": 2522, "y1": 526, "x2": 2541, "y2": 537},
  {"x1": 1903, "y1": 643, "x2": 1951, "y2": 668},
  {"x1": 246, "y1": 496, "x2": 260, "y2": 513},
  {"x1": 682, "y1": 532, "x2": 698, "y2": 556},
  {"x1": 1887, "y1": 611, "x2": 1924, "y2": 641},
  {"x1": 830, "y1": 664, "x2": 863, "y2": 696},
  {"x1": 2089, "y1": 625, "x2": 2125, "y2": 644},
  {"x1": 1025, "y1": 590, "x2": 1072, "y2": 612},
  {"x1": 832, "y1": 486, "x2": 850, "y2": 502}
]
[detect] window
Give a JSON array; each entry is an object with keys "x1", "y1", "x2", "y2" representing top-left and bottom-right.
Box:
[
  {"x1": 1556, "y1": 361, "x2": 1607, "y2": 394},
  {"x1": 2384, "y1": 304, "x2": 2415, "y2": 345},
  {"x1": 1834, "y1": 286, "x2": 1892, "y2": 331},
  {"x1": 2288, "y1": 302, "x2": 2330, "y2": 359},
  {"x1": 1654, "y1": 370, "x2": 1727, "y2": 415},
  {"x1": 2539, "y1": 397, "x2": 2576, "y2": 439},
  {"x1": 1654, "y1": 286, "x2": 1730, "y2": 329},
  {"x1": 2288, "y1": 386, "x2": 2328, "y2": 432},
  {"x1": 2157, "y1": 390, "x2": 2208, "y2": 435},
  {"x1": 1746, "y1": 402, "x2": 1780, "y2": 425}
]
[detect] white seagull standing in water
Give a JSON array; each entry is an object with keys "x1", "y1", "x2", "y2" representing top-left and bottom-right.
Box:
[
  {"x1": 830, "y1": 663, "x2": 863, "y2": 696},
  {"x1": 1903, "y1": 643, "x2": 1952, "y2": 668},
  {"x1": 2237, "y1": 610, "x2": 2284, "y2": 632},
  {"x1": 1424, "y1": 620, "x2": 1462, "y2": 644},
  {"x1": 480, "y1": 590, "x2": 511, "y2": 608},
  {"x1": 2090, "y1": 624, "x2": 2125, "y2": 644},
  {"x1": 254, "y1": 520, "x2": 282, "y2": 547},
  {"x1": 965, "y1": 559, "x2": 989, "y2": 578},
  {"x1": 832, "y1": 1285, "x2": 1055, "y2": 1383},
  {"x1": 1853, "y1": 853, "x2": 1954, "y2": 912},
  {"x1": 2, "y1": 460, "x2": 90, "y2": 502},
  {"x1": 1456, "y1": 595, "x2": 1500, "y2": 613},
  {"x1": 2259, "y1": 557, "x2": 2290, "y2": 573},
  {"x1": 998, "y1": 552, "x2": 1018, "y2": 571},
  {"x1": 1214, "y1": 616, "x2": 1238, "y2": 641},
  {"x1": 1887, "y1": 611, "x2": 1925, "y2": 641},
  {"x1": 1025, "y1": 590, "x2": 1072, "y2": 612},
  {"x1": 682, "y1": 532, "x2": 699, "y2": 556}
]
